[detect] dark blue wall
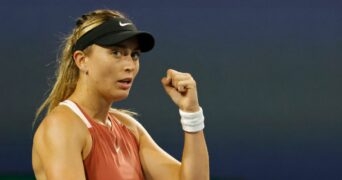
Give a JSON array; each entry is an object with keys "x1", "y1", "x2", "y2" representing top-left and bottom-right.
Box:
[{"x1": 0, "y1": 1, "x2": 341, "y2": 179}]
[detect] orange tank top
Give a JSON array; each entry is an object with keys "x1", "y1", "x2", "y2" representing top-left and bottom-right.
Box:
[{"x1": 60, "y1": 100, "x2": 145, "y2": 180}]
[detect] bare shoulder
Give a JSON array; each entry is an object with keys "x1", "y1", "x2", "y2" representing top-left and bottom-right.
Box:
[
  {"x1": 35, "y1": 105, "x2": 87, "y2": 136},
  {"x1": 32, "y1": 105, "x2": 90, "y2": 178},
  {"x1": 33, "y1": 105, "x2": 89, "y2": 150}
]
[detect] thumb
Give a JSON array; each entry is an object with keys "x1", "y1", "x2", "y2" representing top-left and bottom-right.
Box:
[
  {"x1": 161, "y1": 76, "x2": 173, "y2": 94},
  {"x1": 161, "y1": 76, "x2": 170, "y2": 86},
  {"x1": 161, "y1": 70, "x2": 178, "y2": 97},
  {"x1": 161, "y1": 69, "x2": 174, "y2": 87}
]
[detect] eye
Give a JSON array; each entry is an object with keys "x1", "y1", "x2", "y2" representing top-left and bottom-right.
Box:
[
  {"x1": 111, "y1": 49, "x2": 123, "y2": 58},
  {"x1": 131, "y1": 52, "x2": 141, "y2": 61}
]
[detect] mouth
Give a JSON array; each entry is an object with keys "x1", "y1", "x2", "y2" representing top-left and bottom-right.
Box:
[
  {"x1": 117, "y1": 78, "x2": 133, "y2": 89},
  {"x1": 118, "y1": 77, "x2": 133, "y2": 84}
]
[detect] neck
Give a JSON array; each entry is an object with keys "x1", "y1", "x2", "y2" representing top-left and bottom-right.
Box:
[{"x1": 69, "y1": 83, "x2": 112, "y2": 124}]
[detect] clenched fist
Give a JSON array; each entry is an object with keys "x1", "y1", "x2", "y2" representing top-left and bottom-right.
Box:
[{"x1": 161, "y1": 69, "x2": 200, "y2": 112}]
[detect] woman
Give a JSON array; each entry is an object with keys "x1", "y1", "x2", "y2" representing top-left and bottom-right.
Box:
[{"x1": 32, "y1": 9, "x2": 209, "y2": 180}]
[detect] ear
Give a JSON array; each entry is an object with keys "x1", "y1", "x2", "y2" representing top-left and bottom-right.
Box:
[{"x1": 73, "y1": 50, "x2": 88, "y2": 73}]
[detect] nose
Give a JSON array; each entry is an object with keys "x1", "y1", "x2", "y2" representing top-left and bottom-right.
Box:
[{"x1": 123, "y1": 56, "x2": 136, "y2": 73}]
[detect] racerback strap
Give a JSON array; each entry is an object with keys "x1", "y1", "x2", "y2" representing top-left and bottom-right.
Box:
[{"x1": 59, "y1": 100, "x2": 92, "y2": 128}]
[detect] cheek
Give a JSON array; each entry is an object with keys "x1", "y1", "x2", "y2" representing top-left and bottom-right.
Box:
[
  {"x1": 103, "y1": 64, "x2": 120, "y2": 79},
  {"x1": 89, "y1": 61, "x2": 115, "y2": 81}
]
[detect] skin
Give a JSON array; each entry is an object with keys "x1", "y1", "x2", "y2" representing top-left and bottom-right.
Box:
[{"x1": 32, "y1": 38, "x2": 209, "y2": 180}]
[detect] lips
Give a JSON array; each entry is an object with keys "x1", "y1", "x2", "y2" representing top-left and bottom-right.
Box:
[
  {"x1": 117, "y1": 78, "x2": 133, "y2": 90},
  {"x1": 118, "y1": 78, "x2": 132, "y2": 84}
]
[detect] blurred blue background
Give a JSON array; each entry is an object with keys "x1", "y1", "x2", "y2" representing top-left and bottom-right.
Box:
[{"x1": 0, "y1": 0, "x2": 341, "y2": 179}]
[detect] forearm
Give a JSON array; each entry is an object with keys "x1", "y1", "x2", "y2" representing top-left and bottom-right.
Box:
[
  {"x1": 180, "y1": 130, "x2": 209, "y2": 180},
  {"x1": 161, "y1": 69, "x2": 209, "y2": 179}
]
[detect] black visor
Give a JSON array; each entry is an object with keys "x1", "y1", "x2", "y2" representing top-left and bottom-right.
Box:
[{"x1": 73, "y1": 17, "x2": 155, "y2": 52}]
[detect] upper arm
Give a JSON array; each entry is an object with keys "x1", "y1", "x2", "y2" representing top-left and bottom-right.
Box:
[
  {"x1": 33, "y1": 109, "x2": 87, "y2": 180},
  {"x1": 138, "y1": 125, "x2": 181, "y2": 180},
  {"x1": 113, "y1": 111, "x2": 181, "y2": 180}
]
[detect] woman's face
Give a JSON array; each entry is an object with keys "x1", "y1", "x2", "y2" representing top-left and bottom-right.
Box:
[{"x1": 85, "y1": 38, "x2": 141, "y2": 102}]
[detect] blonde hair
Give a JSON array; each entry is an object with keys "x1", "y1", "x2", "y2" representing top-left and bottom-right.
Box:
[{"x1": 35, "y1": 9, "x2": 128, "y2": 122}]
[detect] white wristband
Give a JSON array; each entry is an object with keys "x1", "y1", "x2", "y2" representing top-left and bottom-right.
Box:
[{"x1": 179, "y1": 107, "x2": 205, "y2": 132}]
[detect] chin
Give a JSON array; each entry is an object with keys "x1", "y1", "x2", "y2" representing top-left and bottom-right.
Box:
[{"x1": 111, "y1": 92, "x2": 130, "y2": 102}]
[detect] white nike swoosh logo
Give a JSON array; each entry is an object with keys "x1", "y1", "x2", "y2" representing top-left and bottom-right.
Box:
[
  {"x1": 115, "y1": 146, "x2": 120, "y2": 153},
  {"x1": 119, "y1": 21, "x2": 132, "y2": 27}
]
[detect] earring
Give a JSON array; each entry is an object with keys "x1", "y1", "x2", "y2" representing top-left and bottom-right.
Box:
[{"x1": 85, "y1": 70, "x2": 89, "y2": 75}]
